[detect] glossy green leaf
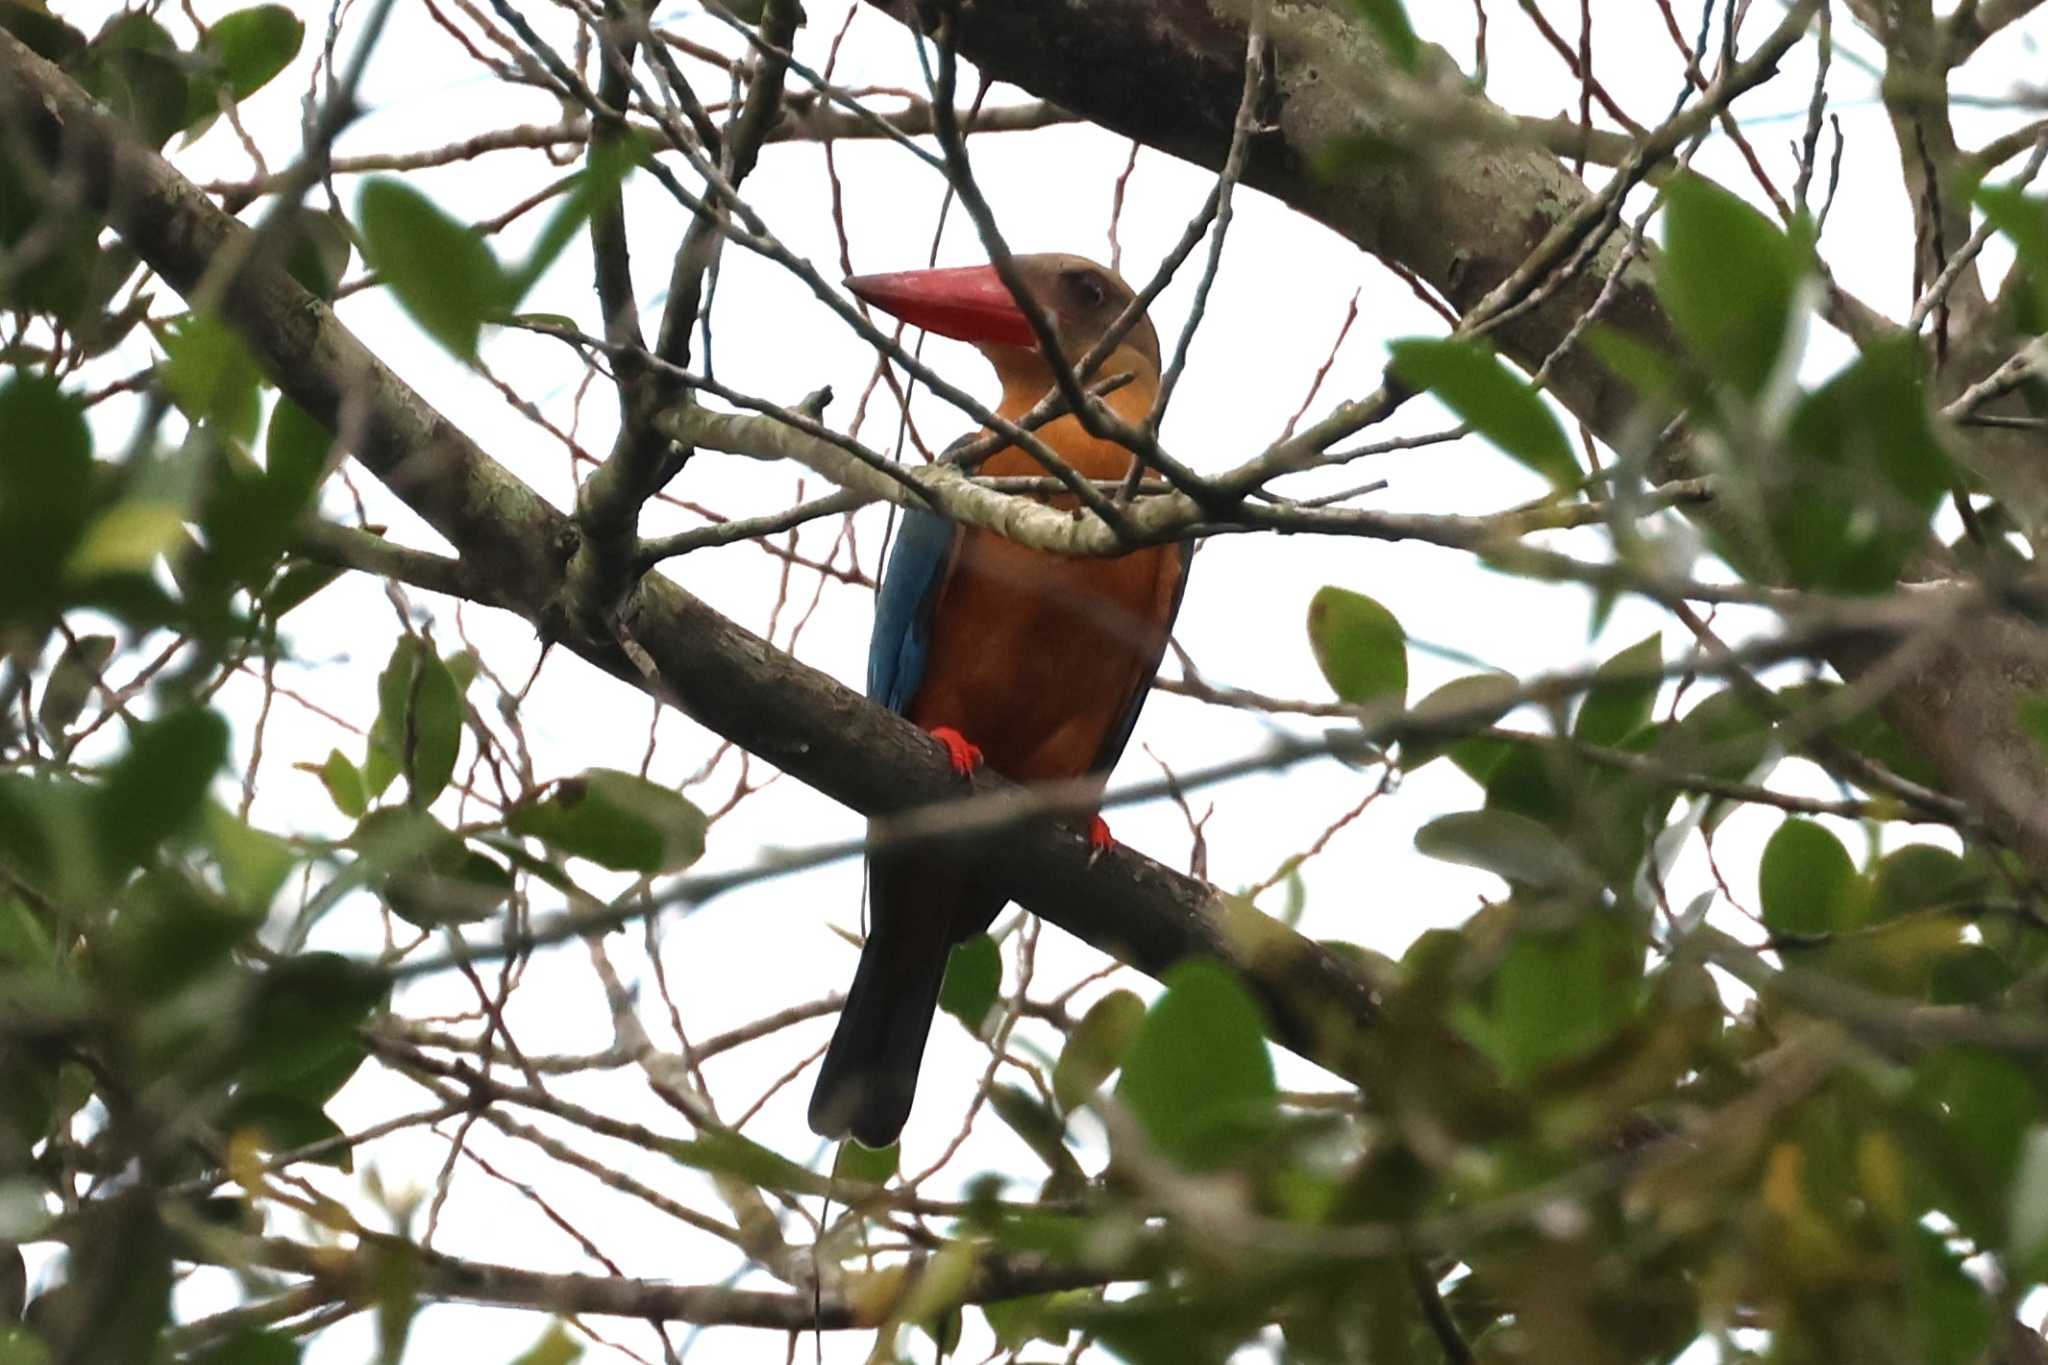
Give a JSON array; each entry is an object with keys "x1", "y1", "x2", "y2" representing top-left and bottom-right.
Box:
[
  {"x1": 1307, "y1": 586, "x2": 1406, "y2": 708},
  {"x1": 1388, "y1": 337, "x2": 1578, "y2": 489},
  {"x1": 157, "y1": 312, "x2": 263, "y2": 445},
  {"x1": 1758, "y1": 818, "x2": 1859, "y2": 937},
  {"x1": 81, "y1": 14, "x2": 190, "y2": 147},
  {"x1": 506, "y1": 136, "x2": 639, "y2": 300},
  {"x1": 352, "y1": 807, "x2": 504, "y2": 925},
  {"x1": 1573, "y1": 632, "x2": 1661, "y2": 748},
  {"x1": 1053, "y1": 989, "x2": 1145, "y2": 1111},
  {"x1": 940, "y1": 933, "x2": 1001, "y2": 1033},
  {"x1": 264, "y1": 559, "x2": 342, "y2": 619},
  {"x1": 362, "y1": 637, "x2": 464, "y2": 806},
  {"x1": 1349, "y1": 0, "x2": 1419, "y2": 71},
  {"x1": 1757, "y1": 337, "x2": 1953, "y2": 593},
  {"x1": 94, "y1": 707, "x2": 229, "y2": 873},
  {"x1": 508, "y1": 1322, "x2": 582, "y2": 1365},
  {"x1": 1402, "y1": 671, "x2": 1519, "y2": 770},
  {"x1": 204, "y1": 6, "x2": 302, "y2": 102},
  {"x1": 1871, "y1": 844, "x2": 1975, "y2": 922},
  {"x1": 238, "y1": 951, "x2": 385, "y2": 1096},
  {"x1": 990, "y1": 1083, "x2": 1085, "y2": 1193},
  {"x1": 1452, "y1": 909, "x2": 1641, "y2": 1085},
  {"x1": 221, "y1": 1094, "x2": 350, "y2": 1171},
  {"x1": 509, "y1": 769, "x2": 707, "y2": 874},
  {"x1": 1414, "y1": 809, "x2": 1598, "y2": 894},
  {"x1": 67, "y1": 500, "x2": 185, "y2": 580},
  {"x1": 831, "y1": 1137, "x2": 897, "y2": 1185},
  {"x1": 204, "y1": 806, "x2": 296, "y2": 913},
  {"x1": 664, "y1": 1129, "x2": 829, "y2": 1195},
  {"x1": 309, "y1": 748, "x2": 367, "y2": 818},
  {"x1": 1116, "y1": 960, "x2": 1275, "y2": 1168},
  {"x1": 356, "y1": 178, "x2": 511, "y2": 361},
  {"x1": 1659, "y1": 173, "x2": 1808, "y2": 395}
]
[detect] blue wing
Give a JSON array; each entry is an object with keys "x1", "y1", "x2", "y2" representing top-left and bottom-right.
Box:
[
  {"x1": 1087, "y1": 539, "x2": 1195, "y2": 777},
  {"x1": 868, "y1": 506, "x2": 960, "y2": 714}
]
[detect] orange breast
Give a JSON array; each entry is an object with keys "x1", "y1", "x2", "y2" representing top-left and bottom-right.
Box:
[{"x1": 906, "y1": 390, "x2": 1181, "y2": 785}]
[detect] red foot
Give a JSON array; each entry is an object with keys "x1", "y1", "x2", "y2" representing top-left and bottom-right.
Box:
[
  {"x1": 929, "y1": 726, "x2": 983, "y2": 777},
  {"x1": 1088, "y1": 815, "x2": 1115, "y2": 864}
]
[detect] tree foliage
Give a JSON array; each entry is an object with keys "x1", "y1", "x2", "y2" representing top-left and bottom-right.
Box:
[{"x1": 4, "y1": 0, "x2": 2048, "y2": 1362}]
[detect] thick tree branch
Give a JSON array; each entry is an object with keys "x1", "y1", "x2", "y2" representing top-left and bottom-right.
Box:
[{"x1": 0, "y1": 29, "x2": 1382, "y2": 1080}]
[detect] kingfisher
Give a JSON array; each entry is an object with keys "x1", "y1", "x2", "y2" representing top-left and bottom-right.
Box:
[{"x1": 808, "y1": 253, "x2": 1190, "y2": 1148}]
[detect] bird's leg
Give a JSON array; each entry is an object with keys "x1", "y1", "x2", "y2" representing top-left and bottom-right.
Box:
[
  {"x1": 927, "y1": 725, "x2": 984, "y2": 777},
  {"x1": 1087, "y1": 814, "x2": 1115, "y2": 864}
]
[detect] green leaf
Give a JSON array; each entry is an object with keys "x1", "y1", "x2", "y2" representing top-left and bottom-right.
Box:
[
  {"x1": 35, "y1": 633, "x2": 115, "y2": 739},
  {"x1": 505, "y1": 137, "x2": 639, "y2": 301},
  {"x1": 1388, "y1": 337, "x2": 1578, "y2": 489},
  {"x1": 1976, "y1": 183, "x2": 2048, "y2": 329},
  {"x1": 190, "y1": 1328, "x2": 302, "y2": 1364},
  {"x1": 1052, "y1": 989, "x2": 1145, "y2": 1112},
  {"x1": 508, "y1": 769, "x2": 707, "y2": 874},
  {"x1": 832, "y1": 1137, "x2": 898, "y2": 1185},
  {"x1": 1452, "y1": 909, "x2": 1642, "y2": 1085},
  {"x1": 1402, "y1": 671, "x2": 1519, "y2": 770},
  {"x1": 0, "y1": 375, "x2": 93, "y2": 623},
  {"x1": 203, "y1": 6, "x2": 302, "y2": 102},
  {"x1": 939, "y1": 933, "x2": 1001, "y2": 1033},
  {"x1": 204, "y1": 805, "x2": 296, "y2": 913},
  {"x1": 80, "y1": 14, "x2": 190, "y2": 147},
  {"x1": 363, "y1": 637, "x2": 464, "y2": 805},
  {"x1": 665, "y1": 1129, "x2": 829, "y2": 1195},
  {"x1": 990, "y1": 1083, "x2": 1085, "y2": 1193},
  {"x1": 221, "y1": 1093, "x2": 350, "y2": 1171},
  {"x1": 311, "y1": 748, "x2": 368, "y2": 818},
  {"x1": 356, "y1": 178, "x2": 511, "y2": 361},
  {"x1": 238, "y1": 952, "x2": 384, "y2": 1096},
  {"x1": 1573, "y1": 632, "x2": 1661, "y2": 748},
  {"x1": 1116, "y1": 960, "x2": 1275, "y2": 1168},
  {"x1": 1349, "y1": 0, "x2": 1419, "y2": 71},
  {"x1": 983, "y1": 1294, "x2": 1075, "y2": 1352},
  {"x1": 1659, "y1": 173, "x2": 1808, "y2": 395},
  {"x1": 94, "y1": 707, "x2": 230, "y2": 873},
  {"x1": 508, "y1": 1322, "x2": 582, "y2": 1365},
  {"x1": 273, "y1": 207, "x2": 354, "y2": 300},
  {"x1": 157, "y1": 312, "x2": 263, "y2": 445},
  {"x1": 356, "y1": 810, "x2": 511, "y2": 927},
  {"x1": 99, "y1": 868, "x2": 257, "y2": 1000},
  {"x1": 1756, "y1": 336, "x2": 1953, "y2": 593},
  {"x1": 1414, "y1": 809, "x2": 1597, "y2": 894},
  {"x1": 264, "y1": 559, "x2": 343, "y2": 619},
  {"x1": 1870, "y1": 844, "x2": 1975, "y2": 922},
  {"x1": 1758, "y1": 817, "x2": 1859, "y2": 938},
  {"x1": 1905, "y1": 1223, "x2": 1993, "y2": 1365},
  {"x1": 67, "y1": 500, "x2": 186, "y2": 580},
  {"x1": 1307, "y1": 586, "x2": 1407, "y2": 708},
  {"x1": 2009, "y1": 1126, "x2": 2048, "y2": 1270}
]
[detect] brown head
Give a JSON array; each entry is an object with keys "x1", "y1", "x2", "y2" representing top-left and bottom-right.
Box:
[{"x1": 846, "y1": 253, "x2": 1160, "y2": 389}]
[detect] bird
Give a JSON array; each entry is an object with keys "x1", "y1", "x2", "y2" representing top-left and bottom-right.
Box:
[{"x1": 807, "y1": 253, "x2": 1190, "y2": 1148}]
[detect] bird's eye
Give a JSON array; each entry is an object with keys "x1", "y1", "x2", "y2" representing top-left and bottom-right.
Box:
[{"x1": 1065, "y1": 271, "x2": 1107, "y2": 308}]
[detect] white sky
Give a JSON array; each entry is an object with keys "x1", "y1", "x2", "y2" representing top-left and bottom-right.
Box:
[{"x1": 26, "y1": 0, "x2": 2048, "y2": 1360}]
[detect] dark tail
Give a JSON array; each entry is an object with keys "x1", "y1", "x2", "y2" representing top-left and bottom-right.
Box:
[{"x1": 807, "y1": 896, "x2": 953, "y2": 1148}]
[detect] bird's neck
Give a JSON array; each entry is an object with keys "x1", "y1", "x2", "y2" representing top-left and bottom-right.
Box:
[{"x1": 979, "y1": 343, "x2": 1160, "y2": 483}]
